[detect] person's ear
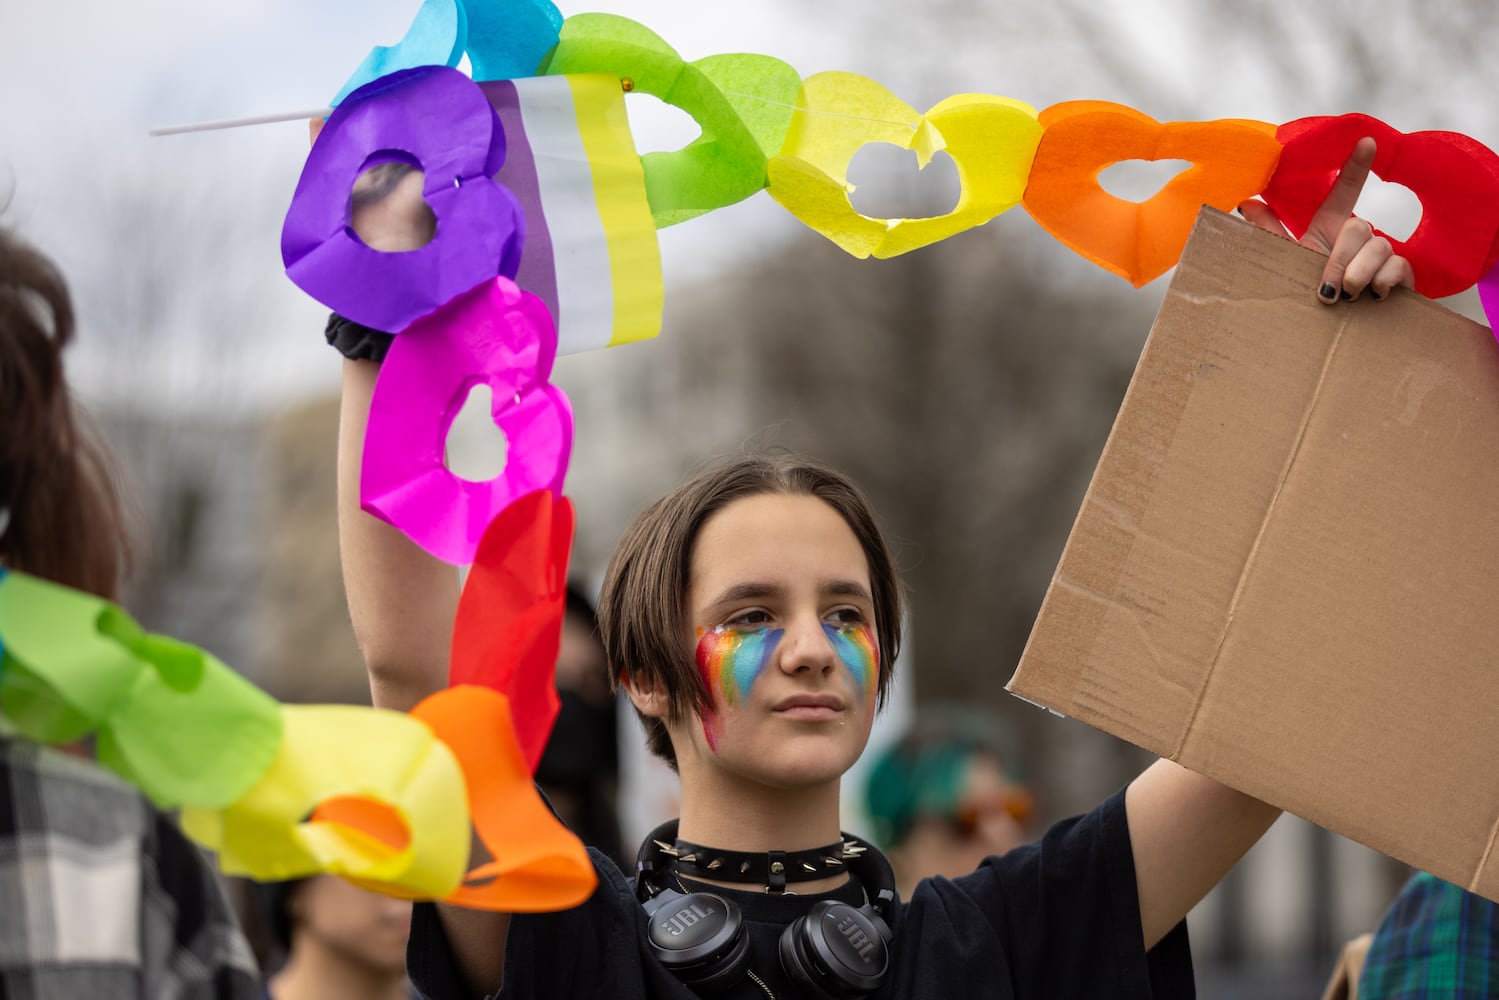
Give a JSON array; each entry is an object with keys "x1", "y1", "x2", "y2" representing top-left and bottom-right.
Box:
[{"x1": 622, "y1": 671, "x2": 670, "y2": 720}]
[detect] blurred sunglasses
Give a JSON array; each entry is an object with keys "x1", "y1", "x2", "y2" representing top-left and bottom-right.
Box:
[{"x1": 947, "y1": 787, "x2": 1036, "y2": 838}]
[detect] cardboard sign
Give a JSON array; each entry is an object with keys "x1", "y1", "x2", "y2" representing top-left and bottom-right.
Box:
[{"x1": 1009, "y1": 207, "x2": 1499, "y2": 902}]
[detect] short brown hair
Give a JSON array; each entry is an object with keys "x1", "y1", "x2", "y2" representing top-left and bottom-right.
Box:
[
  {"x1": 0, "y1": 225, "x2": 132, "y2": 599},
  {"x1": 598, "y1": 452, "x2": 904, "y2": 768}
]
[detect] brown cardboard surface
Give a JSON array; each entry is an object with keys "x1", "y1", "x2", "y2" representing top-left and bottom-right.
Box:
[{"x1": 1008, "y1": 207, "x2": 1499, "y2": 901}]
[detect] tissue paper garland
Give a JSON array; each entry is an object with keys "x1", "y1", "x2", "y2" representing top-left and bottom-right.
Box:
[
  {"x1": 449, "y1": 489, "x2": 573, "y2": 771},
  {"x1": 464, "y1": 0, "x2": 564, "y2": 84},
  {"x1": 0, "y1": 571, "x2": 282, "y2": 810},
  {"x1": 479, "y1": 73, "x2": 664, "y2": 354},
  {"x1": 180, "y1": 702, "x2": 471, "y2": 892},
  {"x1": 361, "y1": 276, "x2": 573, "y2": 565},
  {"x1": 183, "y1": 687, "x2": 593, "y2": 910},
  {"x1": 540, "y1": 13, "x2": 802, "y2": 227},
  {"x1": 1022, "y1": 102, "x2": 1282, "y2": 287},
  {"x1": 407, "y1": 684, "x2": 595, "y2": 911},
  {"x1": 0, "y1": 570, "x2": 595, "y2": 908},
  {"x1": 1259, "y1": 113, "x2": 1499, "y2": 299},
  {"x1": 282, "y1": 66, "x2": 525, "y2": 333},
  {"x1": 330, "y1": 0, "x2": 565, "y2": 107},
  {"x1": 329, "y1": 0, "x2": 468, "y2": 108},
  {"x1": 766, "y1": 72, "x2": 1042, "y2": 259}
]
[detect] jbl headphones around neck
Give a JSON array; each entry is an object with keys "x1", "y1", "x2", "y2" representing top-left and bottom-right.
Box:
[{"x1": 635, "y1": 821, "x2": 897, "y2": 998}]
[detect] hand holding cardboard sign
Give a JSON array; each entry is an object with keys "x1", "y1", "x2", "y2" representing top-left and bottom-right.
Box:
[{"x1": 1239, "y1": 137, "x2": 1415, "y2": 304}]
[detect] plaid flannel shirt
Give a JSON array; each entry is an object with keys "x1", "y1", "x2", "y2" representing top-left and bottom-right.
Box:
[
  {"x1": 1358, "y1": 871, "x2": 1499, "y2": 1000},
  {"x1": 0, "y1": 736, "x2": 261, "y2": 999}
]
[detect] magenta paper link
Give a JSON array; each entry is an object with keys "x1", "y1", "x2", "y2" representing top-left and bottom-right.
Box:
[
  {"x1": 1480, "y1": 266, "x2": 1499, "y2": 344},
  {"x1": 362, "y1": 277, "x2": 573, "y2": 565},
  {"x1": 282, "y1": 65, "x2": 525, "y2": 333}
]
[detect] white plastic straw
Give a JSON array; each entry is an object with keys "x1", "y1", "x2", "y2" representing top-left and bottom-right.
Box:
[{"x1": 149, "y1": 108, "x2": 334, "y2": 137}]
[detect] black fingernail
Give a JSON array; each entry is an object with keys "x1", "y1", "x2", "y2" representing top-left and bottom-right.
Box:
[
  {"x1": 1319, "y1": 282, "x2": 1337, "y2": 301},
  {"x1": 1339, "y1": 289, "x2": 1354, "y2": 301},
  {"x1": 1371, "y1": 289, "x2": 1384, "y2": 301}
]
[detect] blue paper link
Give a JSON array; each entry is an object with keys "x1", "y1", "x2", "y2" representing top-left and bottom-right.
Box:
[
  {"x1": 331, "y1": 0, "x2": 470, "y2": 107},
  {"x1": 467, "y1": 0, "x2": 564, "y2": 81}
]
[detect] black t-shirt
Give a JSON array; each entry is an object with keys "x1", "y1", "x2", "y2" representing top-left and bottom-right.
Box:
[{"x1": 408, "y1": 788, "x2": 1194, "y2": 999}]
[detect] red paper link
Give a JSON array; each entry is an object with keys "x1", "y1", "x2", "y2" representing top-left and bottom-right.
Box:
[
  {"x1": 449, "y1": 490, "x2": 575, "y2": 771},
  {"x1": 1023, "y1": 101, "x2": 1281, "y2": 287},
  {"x1": 1261, "y1": 114, "x2": 1499, "y2": 299},
  {"x1": 412, "y1": 685, "x2": 596, "y2": 912}
]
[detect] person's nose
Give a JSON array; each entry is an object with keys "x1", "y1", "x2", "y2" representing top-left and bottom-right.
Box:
[{"x1": 777, "y1": 617, "x2": 837, "y2": 677}]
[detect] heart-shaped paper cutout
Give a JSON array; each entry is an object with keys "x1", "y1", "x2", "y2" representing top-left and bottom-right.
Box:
[
  {"x1": 766, "y1": 72, "x2": 1041, "y2": 259},
  {"x1": 413, "y1": 686, "x2": 596, "y2": 911},
  {"x1": 362, "y1": 276, "x2": 572, "y2": 566},
  {"x1": 283, "y1": 66, "x2": 526, "y2": 333},
  {"x1": 1260, "y1": 113, "x2": 1499, "y2": 299},
  {"x1": 1022, "y1": 101, "x2": 1281, "y2": 286},
  {"x1": 180, "y1": 703, "x2": 471, "y2": 895},
  {"x1": 540, "y1": 13, "x2": 800, "y2": 227},
  {"x1": 450, "y1": 489, "x2": 574, "y2": 771}
]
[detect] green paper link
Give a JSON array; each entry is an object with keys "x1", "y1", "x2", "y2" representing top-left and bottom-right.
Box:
[
  {"x1": 541, "y1": 13, "x2": 801, "y2": 228},
  {"x1": 0, "y1": 572, "x2": 283, "y2": 810}
]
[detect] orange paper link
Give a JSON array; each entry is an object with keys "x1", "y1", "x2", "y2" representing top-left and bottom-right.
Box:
[
  {"x1": 449, "y1": 490, "x2": 575, "y2": 772},
  {"x1": 412, "y1": 685, "x2": 596, "y2": 912},
  {"x1": 1023, "y1": 102, "x2": 1281, "y2": 286},
  {"x1": 311, "y1": 796, "x2": 412, "y2": 852}
]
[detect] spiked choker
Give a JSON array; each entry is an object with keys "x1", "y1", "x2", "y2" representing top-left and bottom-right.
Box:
[{"x1": 656, "y1": 827, "x2": 868, "y2": 894}]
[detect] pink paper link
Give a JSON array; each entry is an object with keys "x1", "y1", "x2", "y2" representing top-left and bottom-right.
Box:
[
  {"x1": 1481, "y1": 264, "x2": 1499, "y2": 346},
  {"x1": 362, "y1": 277, "x2": 573, "y2": 564}
]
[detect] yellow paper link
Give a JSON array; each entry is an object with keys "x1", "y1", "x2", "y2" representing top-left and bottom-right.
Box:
[
  {"x1": 766, "y1": 73, "x2": 1042, "y2": 259},
  {"x1": 0, "y1": 570, "x2": 282, "y2": 809},
  {"x1": 181, "y1": 704, "x2": 471, "y2": 897}
]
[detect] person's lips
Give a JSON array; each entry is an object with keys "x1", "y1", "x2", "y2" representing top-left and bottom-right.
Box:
[{"x1": 772, "y1": 694, "x2": 846, "y2": 721}]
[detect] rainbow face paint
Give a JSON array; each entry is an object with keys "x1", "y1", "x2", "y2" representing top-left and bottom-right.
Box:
[
  {"x1": 695, "y1": 625, "x2": 783, "y2": 752},
  {"x1": 823, "y1": 622, "x2": 878, "y2": 701},
  {"x1": 696, "y1": 626, "x2": 784, "y2": 707}
]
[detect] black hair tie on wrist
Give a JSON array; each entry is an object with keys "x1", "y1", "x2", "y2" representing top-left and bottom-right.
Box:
[{"x1": 324, "y1": 312, "x2": 394, "y2": 362}]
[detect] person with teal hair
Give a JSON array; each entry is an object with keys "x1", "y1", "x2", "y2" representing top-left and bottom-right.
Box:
[{"x1": 864, "y1": 708, "x2": 1036, "y2": 899}]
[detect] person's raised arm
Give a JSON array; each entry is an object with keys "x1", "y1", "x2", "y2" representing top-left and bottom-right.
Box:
[
  {"x1": 1127, "y1": 136, "x2": 1414, "y2": 949},
  {"x1": 319, "y1": 120, "x2": 512, "y2": 995},
  {"x1": 327, "y1": 142, "x2": 457, "y2": 712}
]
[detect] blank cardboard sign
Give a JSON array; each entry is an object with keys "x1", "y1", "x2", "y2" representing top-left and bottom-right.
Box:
[{"x1": 1009, "y1": 207, "x2": 1499, "y2": 901}]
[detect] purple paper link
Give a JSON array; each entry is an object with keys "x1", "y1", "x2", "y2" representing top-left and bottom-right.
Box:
[
  {"x1": 478, "y1": 79, "x2": 560, "y2": 325},
  {"x1": 1480, "y1": 264, "x2": 1499, "y2": 344},
  {"x1": 282, "y1": 65, "x2": 526, "y2": 333},
  {"x1": 361, "y1": 276, "x2": 573, "y2": 565}
]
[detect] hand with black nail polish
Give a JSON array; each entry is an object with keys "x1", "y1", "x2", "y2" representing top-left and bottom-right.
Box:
[{"x1": 1237, "y1": 136, "x2": 1416, "y2": 304}]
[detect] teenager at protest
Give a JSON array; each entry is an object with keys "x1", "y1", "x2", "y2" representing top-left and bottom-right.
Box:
[
  {"x1": 0, "y1": 221, "x2": 261, "y2": 998},
  {"x1": 331, "y1": 134, "x2": 1413, "y2": 999}
]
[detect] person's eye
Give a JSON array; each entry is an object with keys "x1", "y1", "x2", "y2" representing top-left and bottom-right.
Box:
[
  {"x1": 825, "y1": 607, "x2": 867, "y2": 628},
  {"x1": 724, "y1": 609, "x2": 773, "y2": 629}
]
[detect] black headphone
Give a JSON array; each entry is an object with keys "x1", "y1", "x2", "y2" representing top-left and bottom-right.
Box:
[{"x1": 635, "y1": 821, "x2": 897, "y2": 998}]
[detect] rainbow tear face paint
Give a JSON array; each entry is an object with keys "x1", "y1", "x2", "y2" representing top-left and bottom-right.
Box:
[
  {"x1": 823, "y1": 622, "x2": 878, "y2": 701},
  {"x1": 696, "y1": 626, "x2": 784, "y2": 707},
  {"x1": 695, "y1": 625, "x2": 783, "y2": 752}
]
